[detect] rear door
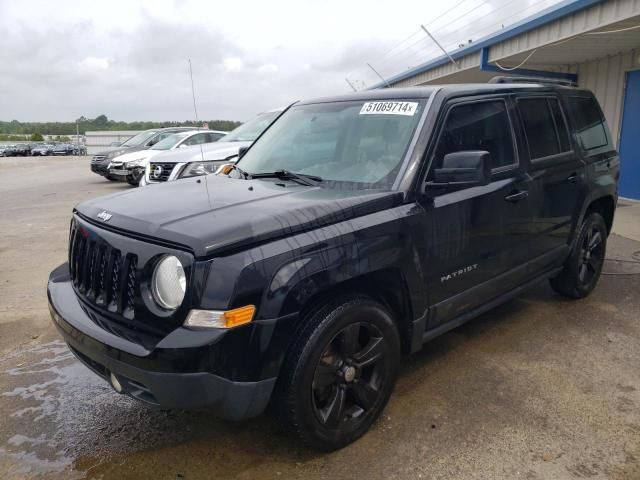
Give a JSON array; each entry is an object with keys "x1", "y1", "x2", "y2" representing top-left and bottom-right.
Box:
[
  {"x1": 515, "y1": 95, "x2": 583, "y2": 263},
  {"x1": 419, "y1": 96, "x2": 535, "y2": 329}
]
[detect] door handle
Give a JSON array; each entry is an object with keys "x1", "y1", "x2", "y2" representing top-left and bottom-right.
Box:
[
  {"x1": 567, "y1": 173, "x2": 578, "y2": 183},
  {"x1": 504, "y1": 190, "x2": 529, "y2": 203}
]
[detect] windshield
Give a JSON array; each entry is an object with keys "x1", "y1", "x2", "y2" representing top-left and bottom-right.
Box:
[
  {"x1": 237, "y1": 99, "x2": 425, "y2": 189},
  {"x1": 150, "y1": 132, "x2": 190, "y2": 150},
  {"x1": 223, "y1": 111, "x2": 280, "y2": 142},
  {"x1": 120, "y1": 130, "x2": 158, "y2": 147}
]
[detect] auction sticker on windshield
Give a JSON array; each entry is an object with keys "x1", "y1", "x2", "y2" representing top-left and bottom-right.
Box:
[{"x1": 360, "y1": 101, "x2": 418, "y2": 116}]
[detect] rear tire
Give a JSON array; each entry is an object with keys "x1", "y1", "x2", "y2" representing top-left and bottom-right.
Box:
[
  {"x1": 273, "y1": 295, "x2": 400, "y2": 451},
  {"x1": 550, "y1": 212, "x2": 607, "y2": 298}
]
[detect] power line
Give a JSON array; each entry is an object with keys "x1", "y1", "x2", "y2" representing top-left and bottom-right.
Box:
[
  {"x1": 348, "y1": 0, "x2": 563, "y2": 89},
  {"x1": 435, "y1": 0, "x2": 554, "y2": 51},
  {"x1": 370, "y1": 0, "x2": 516, "y2": 73},
  {"x1": 424, "y1": 0, "x2": 471, "y2": 28}
]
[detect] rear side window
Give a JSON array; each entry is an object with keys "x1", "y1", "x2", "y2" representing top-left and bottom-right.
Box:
[
  {"x1": 568, "y1": 96, "x2": 608, "y2": 150},
  {"x1": 434, "y1": 100, "x2": 516, "y2": 171},
  {"x1": 518, "y1": 97, "x2": 570, "y2": 160}
]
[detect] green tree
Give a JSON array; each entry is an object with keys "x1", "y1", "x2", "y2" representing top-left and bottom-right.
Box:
[{"x1": 30, "y1": 132, "x2": 44, "y2": 141}]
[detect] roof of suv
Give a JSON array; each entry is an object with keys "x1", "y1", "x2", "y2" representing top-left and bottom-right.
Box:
[
  {"x1": 164, "y1": 129, "x2": 228, "y2": 136},
  {"x1": 298, "y1": 83, "x2": 581, "y2": 105}
]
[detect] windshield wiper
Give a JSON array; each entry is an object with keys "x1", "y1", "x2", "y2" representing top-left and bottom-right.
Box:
[{"x1": 249, "y1": 169, "x2": 322, "y2": 186}]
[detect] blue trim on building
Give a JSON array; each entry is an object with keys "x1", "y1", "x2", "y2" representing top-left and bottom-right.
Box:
[
  {"x1": 371, "y1": 0, "x2": 603, "y2": 88},
  {"x1": 479, "y1": 47, "x2": 578, "y2": 82}
]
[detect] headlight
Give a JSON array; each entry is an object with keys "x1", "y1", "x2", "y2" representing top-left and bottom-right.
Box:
[
  {"x1": 151, "y1": 255, "x2": 186, "y2": 310},
  {"x1": 125, "y1": 158, "x2": 146, "y2": 168},
  {"x1": 180, "y1": 161, "x2": 220, "y2": 178}
]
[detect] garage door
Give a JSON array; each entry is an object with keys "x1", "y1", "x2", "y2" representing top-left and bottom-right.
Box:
[{"x1": 619, "y1": 69, "x2": 640, "y2": 200}]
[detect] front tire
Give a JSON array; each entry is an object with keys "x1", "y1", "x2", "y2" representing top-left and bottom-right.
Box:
[
  {"x1": 550, "y1": 212, "x2": 607, "y2": 298},
  {"x1": 274, "y1": 295, "x2": 400, "y2": 451}
]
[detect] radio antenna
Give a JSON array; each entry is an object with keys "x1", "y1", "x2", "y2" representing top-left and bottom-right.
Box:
[
  {"x1": 189, "y1": 58, "x2": 199, "y2": 123},
  {"x1": 188, "y1": 58, "x2": 206, "y2": 165}
]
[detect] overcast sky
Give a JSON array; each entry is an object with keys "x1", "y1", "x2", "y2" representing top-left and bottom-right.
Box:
[{"x1": 0, "y1": 0, "x2": 560, "y2": 122}]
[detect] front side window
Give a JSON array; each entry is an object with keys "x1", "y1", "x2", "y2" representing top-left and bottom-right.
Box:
[
  {"x1": 237, "y1": 99, "x2": 426, "y2": 189},
  {"x1": 120, "y1": 130, "x2": 157, "y2": 147},
  {"x1": 518, "y1": 97, "x2": 571, "y2": 160},
  {"x1": 183, "y1": 133, "x2": 208, "y2": 146},
  {"x1": 223, "y1": 111, "x2": 281, "y2": 142},
  {"x1": 208, "y1": 132, "x2": 225, "y2": 142},
  {"x1": 433, "y1": 99, "x2": 516, "y2": 172},
  {"x1": 568, "y1": 96, "x2": 608, "y2": 150},
  {"x1": 150, "y1": 132, "x2": 190, "y2": 150}
]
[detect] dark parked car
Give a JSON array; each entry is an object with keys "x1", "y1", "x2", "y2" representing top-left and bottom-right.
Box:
[
  {"x1": 0, "y1": 145, "x2": 17, "y2": 157},
  {"x1": 48, "y1": 79, "x2": 618, "y2": 451},
  {"x1": 31, "y1": 144, "x2": 55, "y2": 156},
  {"x1": 13, "y1": 144, "x2": 31, "y2": 156},
  {"x1": 52, "y1": 144, "x2": 75, "y2": 155},
  {"x1": 90, "y1": 127, "x2": 195, "y2": 181}
]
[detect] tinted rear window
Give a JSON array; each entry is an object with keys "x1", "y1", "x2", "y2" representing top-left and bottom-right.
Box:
[
  {"x1": 548, "y1": 98, "x2": 571, "y2": 152},
  {"x1": 568, "y1": 96, "x2": 608, "y2": 150},
  {"x1": 518, "y1": 97, "x2": 570, "y2": 160}
]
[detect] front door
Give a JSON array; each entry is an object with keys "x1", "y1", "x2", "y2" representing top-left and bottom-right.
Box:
[
  {"x1": 418, "y1": 97, "x2": 531, "y2": 329},
  {"x1": 619, "y1": 70, "x2": 640, "y2": 200}
]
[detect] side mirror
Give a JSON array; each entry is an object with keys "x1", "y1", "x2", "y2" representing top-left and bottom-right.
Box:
[
  {"x1": 423, "y1": 151, "x2": 491, "y2": 195},
  {"x1": 238, "y1": 146, "x2": 249, "y2": 158},
  {"x1": 217, "y1": 163, "x2": 235, "y2": 175}
]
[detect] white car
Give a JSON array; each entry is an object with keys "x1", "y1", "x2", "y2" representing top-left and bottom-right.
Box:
[
  {"x1": 108, "y1": 129, "x2": 227, "y2": 185},
  {"x1": 141, "y1": 108, "x2": 283, "y2": 185}
]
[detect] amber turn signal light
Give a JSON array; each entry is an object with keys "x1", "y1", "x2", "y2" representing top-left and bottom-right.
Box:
[{"x1": 184, "y1": 305, "x2": 256, "y2": 329}]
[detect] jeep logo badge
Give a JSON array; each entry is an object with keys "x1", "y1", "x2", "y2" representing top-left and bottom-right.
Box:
[
  {"x1": 153, "y1": 165, "x2": 163, "y2": 179},
  {"x1": 97, "y1": 211, "x2": 112, "y2": 222}
]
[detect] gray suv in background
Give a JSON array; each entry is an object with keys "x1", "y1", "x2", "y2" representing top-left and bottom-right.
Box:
[{"x1": 90, "y1": 127, "x2": 194, "y2": 181}]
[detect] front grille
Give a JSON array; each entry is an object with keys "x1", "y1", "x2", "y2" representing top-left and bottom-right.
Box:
[
  {"x1": 92, "y1": 155, "x2": 106, "y2": 163},
  {"x1": 148, "y1": 163, "x2": 176, "y2": 182},
  {"x1": 69, "y1": 223, "x2": 138, "y2": 321}
]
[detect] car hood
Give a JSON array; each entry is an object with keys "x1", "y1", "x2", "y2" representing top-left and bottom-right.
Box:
[
  {"x1": 150, "y1": 141, "x2": 251, "y2": 164},
  {"x1": 76, "y1": 175, "x2": 403, "y2": 258},
  {"x1": 111, "y1": 149, "x2": 160, "y2": 165}
]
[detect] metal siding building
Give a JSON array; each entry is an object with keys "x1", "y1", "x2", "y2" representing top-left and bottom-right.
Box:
[
  {"x1": 85, "y1": 130, "x2": 140, "y2": 155},
  {"x1": 381, "y1": 0, "x2": 640, "y2": 198}
]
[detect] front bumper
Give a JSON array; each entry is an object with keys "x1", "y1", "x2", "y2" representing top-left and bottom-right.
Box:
[
  {"x1": 47, "y1": 263, "x2": 276, "y2": 420},
  {"x1": 91, "y1": 160, "x2": 110, "y2": 175},
  {"x1": 108, "y1": 167, "x2": 129, "y2": 177}
]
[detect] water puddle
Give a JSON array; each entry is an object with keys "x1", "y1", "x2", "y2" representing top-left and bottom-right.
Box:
[{"x1": 0, "y1": 339, "x2": 276, "y2": 479}]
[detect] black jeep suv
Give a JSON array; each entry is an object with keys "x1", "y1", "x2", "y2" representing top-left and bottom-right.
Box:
[{"x1": 48, "y1": 80, "x2": 618, "y2": 451}]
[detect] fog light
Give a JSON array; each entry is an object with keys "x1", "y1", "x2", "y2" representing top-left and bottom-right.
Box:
[
  {"x1": 110, "y1": 372, "x2": 123, "y2": 393},
  {"x1": 184, "y1": 305, "x2": 255, "y2": 329}
]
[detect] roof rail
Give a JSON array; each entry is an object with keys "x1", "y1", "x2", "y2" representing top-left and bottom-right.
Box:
[{"x1": 489, "y1": 75, "x2": 576, "y2": 87}]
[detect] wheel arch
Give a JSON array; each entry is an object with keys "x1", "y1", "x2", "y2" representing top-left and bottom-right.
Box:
[
  {"x1": 584, "y1": 195, "x2": 616, "y2": 234},
  {"x1": 287, "y1": 268, "x2": 416, "y2": 355}
]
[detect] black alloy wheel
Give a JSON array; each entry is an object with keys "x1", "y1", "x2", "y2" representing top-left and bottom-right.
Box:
[
  {"x1": 577, "y1": 224, "x2": 604, "y2": 286},
  {"x1": 550, "y1": 212, "x2": 607, "y2": 298},
  {"x1": 274, "y1": 295, "x2": 400, "y2": 451},
  {"x1": 312, "y1": 322, "x2": 388, "y2": 428}
]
